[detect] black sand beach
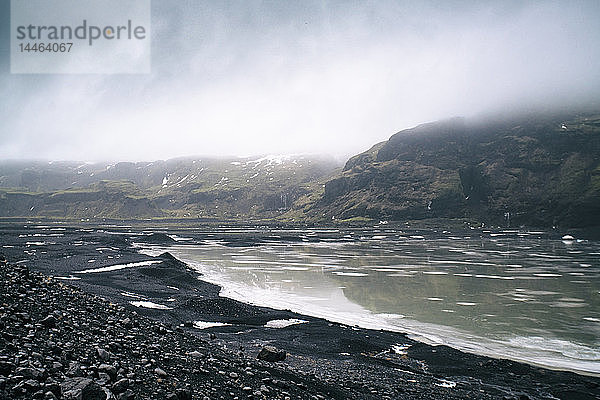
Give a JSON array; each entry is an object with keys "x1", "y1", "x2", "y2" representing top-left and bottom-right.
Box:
[{"x1": 1, "y1": 223, "x2": 599, "y2": 399}]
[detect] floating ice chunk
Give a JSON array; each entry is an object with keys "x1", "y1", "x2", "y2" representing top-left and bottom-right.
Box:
[
  {"x1": 265, "y1": 318, "x2": 308, "y2": 328},
  {"x1": 391, "y1": 344, "x2": 411, "y2": 355},
  {"x1": 130, "y1": 301, "x2": 172, "y2": 310},
  {"x1": 435, "y1": 379, "x2": 456, "y2": 388},
  {"x1": 193, "y1": 321, "x2": 230, "y2": 329},
  {"x1": 121, "y1": 291, "x2": 144, "y2": 299},
  {"x1": 75, "y1": 260, "x2": 160, "y2": 274}
]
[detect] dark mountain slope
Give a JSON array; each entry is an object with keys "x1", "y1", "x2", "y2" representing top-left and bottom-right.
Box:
[{"x1": 312, "y1": 113, "x2": 600, "y2": 227}]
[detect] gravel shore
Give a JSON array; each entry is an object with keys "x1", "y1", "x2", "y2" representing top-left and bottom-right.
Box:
[{"x1": 0, "y1": 262, "x2": 348, "y2": 399}]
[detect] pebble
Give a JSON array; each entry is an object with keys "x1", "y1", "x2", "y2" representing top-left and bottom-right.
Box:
[{"x1": 96, "y1": 348, "x2": 110, "y2": 361}]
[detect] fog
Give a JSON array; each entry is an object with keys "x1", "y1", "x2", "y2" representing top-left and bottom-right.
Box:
[{"x1": 1, "y1": 1, "x2": 600, "y2": 162}]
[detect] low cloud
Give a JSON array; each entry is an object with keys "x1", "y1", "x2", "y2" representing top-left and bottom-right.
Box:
[{"x1": 1, "y1": 1, "x2": 599, "y2": 161}]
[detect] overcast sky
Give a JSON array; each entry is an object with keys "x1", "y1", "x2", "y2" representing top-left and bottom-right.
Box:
[{"x1": 1, "y1": 0, "x2": 600, "y2": 162}]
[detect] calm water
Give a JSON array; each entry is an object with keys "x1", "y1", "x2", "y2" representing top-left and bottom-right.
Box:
[{"x1": 143, "y1": 228, "x2": 600, "y2": 375}]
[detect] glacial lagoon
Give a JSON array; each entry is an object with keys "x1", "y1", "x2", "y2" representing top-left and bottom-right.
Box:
[{"x1": 138, "y1": 228, "x2": 600, "y2": 376}]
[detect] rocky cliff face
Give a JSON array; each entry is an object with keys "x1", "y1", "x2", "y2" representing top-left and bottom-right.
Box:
[{"x1": 314, "y1": 113, "x2": 600, "y2": 227}]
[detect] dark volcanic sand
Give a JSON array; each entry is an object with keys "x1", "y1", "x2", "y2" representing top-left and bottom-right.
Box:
[{"x1": 0, "y1": 223, "x2": 599, "y2": 399}]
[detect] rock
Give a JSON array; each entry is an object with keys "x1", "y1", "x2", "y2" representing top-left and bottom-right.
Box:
[
  {"x1": 15, "y1": 367, "x2": 45, "y2": 381},
  {"x1": 187, "y1": 351, "x2": 202, "y2": 358},
  {"x1": 257, "y1": 346, "x2": 286, "y2": 362},
  {"x1": 51, "y1": 362, "x2": 64, "y2": 372},
  {"x1": 117, "y1": 389, "x2": 135, "y2": 400},
  {"x1": 67, "y1": 362, "x2": 84, "y2": 377},
  {"x1": 98, "y1": 364, "x2": 117, "y2": 379},
  {"x1": 97, "y1": 348, "x2": 111, "y2": 361},
  {"x1": 97, "y1": 372, "x2": 111, "y2": 385},
  {"x1": 23, "y1": 378, "x2": 41, "y2": 392},
  {"x1": 112, "y1": 378, "x2": 129, "y2": 394},
  {"x1": 155, "y1": 367, "x2": 167, "y2": 377},
  {"x1": 103, "y1": 386, "x2": 117, "y2": 400},
  {"x1": 40, "y1": 315, "x2": 56, "y2": 328},
  {"x1": 44, "y1": 391, "x2": 58, "y2": 400},
  {"x1": 61, "y1": 377, "x2": 105, "y2": 400},
  {"x1": 0, "y1": 361, "x2": 14, "y2": 376},
  {"x1": 176, "y1": 388, "x2": 192, "y2": 400},
  {"x1": 45, "y1": 382, "x2": 62, "y2": 397}
]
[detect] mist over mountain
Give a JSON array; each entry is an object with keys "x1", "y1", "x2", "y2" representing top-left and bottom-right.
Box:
[
  {"x1": 1, "y1": 1, "x2": 600, "y2": 161},
  {"x1": 1, "y1": 110, "x2": 599, "y2": 228}
]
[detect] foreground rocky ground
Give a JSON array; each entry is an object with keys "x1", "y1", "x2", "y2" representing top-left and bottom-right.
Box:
[
  {"x1": 1, "y1": 224, "x2": 599, "y2": 399},
  {"x1": 1, "y1": 262, "x2": 351, "y2": 399}
]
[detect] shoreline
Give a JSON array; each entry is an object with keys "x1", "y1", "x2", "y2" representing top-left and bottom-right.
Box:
[
  {"x1": 205, "y1": 278, "x2": 600, "y2": 379},
  {"x1": 148, "y1": 239, "x2": 600, "y2": 379},
  {"x1": 1, "y1": 225, "x2": 599, "y2": 399}
]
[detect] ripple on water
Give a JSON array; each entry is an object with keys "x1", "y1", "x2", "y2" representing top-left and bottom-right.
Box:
[
  {"x1": 474, "y1": 274, "x2": 515, "y2": 280},
  {"x1": 550, "y1": 301, "x2": 588, "y2": 308},
  {"x1": 332, "y1": 272, "x2": 369, "y2": 277}
]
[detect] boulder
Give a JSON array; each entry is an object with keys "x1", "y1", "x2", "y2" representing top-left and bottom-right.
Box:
[
  {"x1": 61, "y1": 377, "x2": 105, "y2": 400},
  {"x1": 257, "y1": 346, "x2": 286, "y2": 362}
]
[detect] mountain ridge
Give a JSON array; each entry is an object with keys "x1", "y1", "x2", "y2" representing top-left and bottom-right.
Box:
[{"x1": 1, "y1": 112, "x2": 599, "y2": 228}]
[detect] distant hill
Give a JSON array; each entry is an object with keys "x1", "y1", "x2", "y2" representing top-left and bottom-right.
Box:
[
  {"x1": 308, "y1": 112, "x2": 600, "y2": 228},
  {"x1": 2, "y1": 112, "x2": 600, "y2": 228},
  {"x1": 0, "y1": 155, "x2": 341, "y2": 221}
]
